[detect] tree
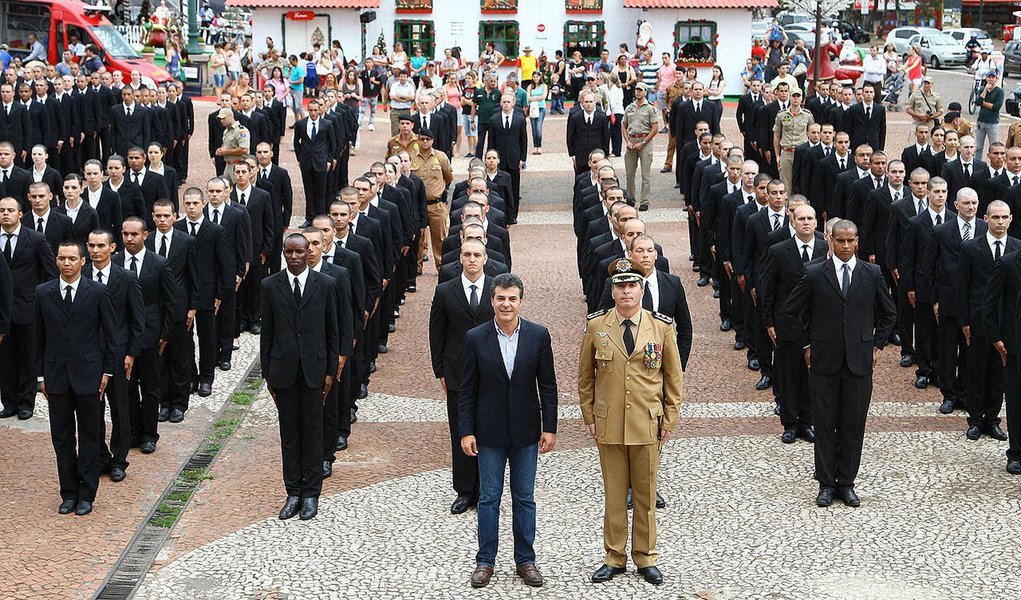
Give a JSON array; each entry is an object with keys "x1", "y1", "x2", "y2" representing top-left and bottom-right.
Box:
[{"x1": 376, "y1": 30, "x2": 388, "y2": 57}]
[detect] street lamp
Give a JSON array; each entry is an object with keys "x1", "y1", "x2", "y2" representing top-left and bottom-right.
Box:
[{"x1": 187, "y1": 0, "x2": 201, "y2": 55}]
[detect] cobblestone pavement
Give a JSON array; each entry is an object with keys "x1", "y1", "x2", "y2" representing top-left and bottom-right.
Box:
[{"x1": 3, "y1": 98, "x2": 1021, "y2": 599}]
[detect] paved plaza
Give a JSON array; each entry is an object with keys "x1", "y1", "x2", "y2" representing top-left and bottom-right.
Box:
[{"x1": 3, "y1": 69, "x2": 1021, "y2": 599}]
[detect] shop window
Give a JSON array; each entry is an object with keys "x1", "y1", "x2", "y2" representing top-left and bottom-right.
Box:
[
  {"x1": 564, "y1": 20, "x2": 604, "y2": 62},
  {"x1": 395, "y1": 0, "x2": 432, "y2": 12},
  {"x1": 479, "y1": 21, "x2": 519, "y2": 60},
  {"x1": 566, "y1": 0, "x2": 602, "y2": 12},
  {"x1": 481, "y1": 0, "x2": 517, "y2": 12},
  {"x1": 395, "y1": 20, "x2": 435, "y2": 59},
  {"x1": 674, "y1": 20, "x2": 717, "y2": 65}
]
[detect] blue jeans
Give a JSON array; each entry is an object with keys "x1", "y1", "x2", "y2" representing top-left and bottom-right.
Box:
[
  {"x1": 551, "y1": 95, "x2": 564, "y2": 113},
  {"x1": 476, "y1": 443, "x2": 539, "y2": 567},
  {"x1": 529, "y1": 107, "x2": 546, "y2": 148}
]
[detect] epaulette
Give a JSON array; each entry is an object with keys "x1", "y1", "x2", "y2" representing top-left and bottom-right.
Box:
[
  {"x1": 652, "y1": 312, "x2": 674, "y2": 324},
  {"x1": 586, "y1": 309, "x2": 607, "y2": 320}
]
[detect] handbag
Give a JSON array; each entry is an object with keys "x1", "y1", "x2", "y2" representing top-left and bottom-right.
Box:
[{"x1": 529, "y1": 101, "x2": 539, "y2": 119}]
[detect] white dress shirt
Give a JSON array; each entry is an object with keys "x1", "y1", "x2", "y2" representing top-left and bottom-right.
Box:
[
  {"x1": 126, "y1": 246, "x2": 146, "y2": 275},
  {"x1": 290, "y1": 266, "x2": 310, "y2": 295},
  {"x1": 832, "y1": 254, "x2": 857, "y2": 287},
  {"x1": 87, "y1": 186, "x2": 103, "y2": 209},
  {"x1": 1, "y1": 223, "x2": 22, "y2": 255},
  {"x1": 461, "y1": 272, "x2": 485, "y2": 304},
  {"x1": 928, "y1": 207, "x2": 947, "y2": 225},
  {"x1": 155, "y1": 229, "x2": 173, "y2": 255},
  {"x1": 797, "y1": 236, "x2": 816, "y2": 261},
  {"x1": 987, "y1": 232, "x2": 1007, "y2": 257},
  {"x1": 59, "y1": 274, "x2": 83, "y2": 301},
  {"x1": 92, "y1": 262, "x2": 111, "y2": 284}
]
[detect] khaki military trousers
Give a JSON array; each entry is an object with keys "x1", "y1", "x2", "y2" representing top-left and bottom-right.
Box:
[
  {"x1": 597, "y1": 441, "x2": 659, "y2": 568},
  {"x1": 778, "y1": 147, "x2": 796, "y2": 193},
  {"x1": 418, "y1": 200, "x2": 449, "y2": 272},
  {"x1": 625, "y1": 140, "x2": 654, "y2": 208}
]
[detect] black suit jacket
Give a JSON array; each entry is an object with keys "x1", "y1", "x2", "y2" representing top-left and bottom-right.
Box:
[
  {"x1": 83, "y1": 262, "x2": 144, "y2": 357},
  {"x1": 983, "y1": 249, "x2": 1021, "y2": 350},
  {"x1": 239, "y1": 110, "x2": 270, "y2": 152},
  {"x1": 429, "y1": 274, "x2": 496, "y2": 391},
  {"x1": 257, "y1": 163, "x2": 294, "y2": 235},
  {"x1": 56, "y1": 202, "x2": 100, "y2": 245},
  {"x1": 735, "y1": 93, "x2": 763, "y2": 142},
  {"x1": 114, "y1": 250, "x2": 177, "y2": 349},
  {"x1": 128, "y1": 170, "x2": 171, "y2": 224},
  {"x1": 84, "y1": 186, "x2": 125, "y2": 247},
  {"x1": 109, "y1": 103, "x2": 151, "y2": 157},
  {"x1": 941, "y1": 158, "x2": 989, "y2": 205},
  {"x1": 845, "y1": 102, "x2": 887, "y2": 151},
  {"x1": 231, "y1": 186, "x2": 275, "y2": 259},
  {"x1": 861, "y1": 185, "x2": 900, "y2": 265},
  {"x1": 458, "y1": 318, "x2": 558, "y2": 446},
  {"x1": 173, "y1": 219, "x2": 233, "y2": 309},
  {"x1": 21, "y1": 211, "x2": 75, "y2": 253},
  {"x1": 106, "y1": 180, "x2": 147, "y2": 223},
  {"x1": 0, "y1": 253, "x2": 11, "y2": 335},
  {"x1": 0, "y1": 102, "x2": 32, "y2": 155},
  {"x1": 34, "y1": 276, "x2": 117, "y2": 395},
  {"x1": 5, "y1": 226, "x2": 58, "y2": 325},
  {"x1": 316, "y1": 261, "x2": 355, "y2": 358},
  {"x1": 338, "y1": 232, "x2": 381, "y2": 307},
  {"x1": 958, "y1": 236, "x2": 1021, "y2": 336},
  {"x1": 488, "y1": 111, "x2": 528, "y2": 169},
  {"x1": 716, "y1": 189, "x2": 754, "y2": 264},
  {"x1": 743, "y1": 208, "x2": 788, "y2": 289},
  {"x1": 924, "y1": 219, "x2": 988, "y2": 318},
  {"x1": 323, "y1": 243, "x2": 366, "y2": 339},
  {"x1": 784, "y1": 258, "x2": 897, "y2": 376},
  {"x1": 207, "y1": 109, "x2": 227, "y2": 159},
  {"x1": 761, "y1": 234, "x2": 828, "y2": 342},
  {"x1": 145, "y1": 227, "x2": 196, "y2": 318},
  {"x1": 205, "y1": 202, "x2": 250, "y2": 280},
  {"x1": 901, "y1": 209, "x2": 956, "y2": 303},
  {"x1": 566, "y1": 109, "x2": 610, "y2": 160},
  {"x1": 901, "y1": 144, "x2": 934, "y2": 179},
  {"x1": 830, "y1": 167, "x2": 868, "y2": 222},
  {"x1": 22, "y1": 99, "x2": 49, "y2": 149},
  {"x1": 0, "y1": 165, "x2": 31, "y2": 209},
  {"x1": 293, "y1": 117, "x2": 337, "y2": 172},
  {"x1": 260, "y1": 268, "x2": 340, "y2": 390}
]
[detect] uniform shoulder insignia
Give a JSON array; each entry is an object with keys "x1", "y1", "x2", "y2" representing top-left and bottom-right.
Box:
[
  {"x1": 652, "y1": 312, "x2": 674, "y2": 324},
  {"x1": 586, "y1": 309, "x2": 607, "y2": 320}
]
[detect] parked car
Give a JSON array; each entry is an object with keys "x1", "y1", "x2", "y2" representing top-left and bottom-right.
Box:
[
  {"x1": 1005, "y1": 84, "x2": 1021, "y2": 116},
  {"x1": 776, "y1": 12, "x2": 814, "y2": 26},
  {"x1": 908, "y1": 33, "x2": 968, "y2": 68},
  {"x1": 944, "y1": 28, "x2": 995, "y2": 52},
  {"x1": 784, "y1": 29, "x2": 817, "y2": 52},
  {"x1": 886, "y1": 26, "x2": 943, "y2": 54},
  {"x1": 831, "y1": 19, "x2": 871, "y2": 44},
  {"x1": 751, "y1": 19, "x2": 769, "y2": 40},
  {"x1": 1004, "y1": 41, "x2": 1021, "y2": 78}
]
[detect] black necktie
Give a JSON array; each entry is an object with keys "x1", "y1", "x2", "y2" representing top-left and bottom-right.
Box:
[
  {"x1": 159, "y1": 235, "x2": 168, "y2": 257},
  {"x1": 36, "y1": 218, "x2": 43, "y2": 232},
  {"x1": 213, "y1": 208, "x2": 219, "y2": 224},
  {"x1": 995, "y1": 240, "x2": 1003, "y2": 260},
  {"x1": 641, "y1": 287, "x2": 653, "y2": 311},
  {"x1": 190, "y1": 222, "x2": 197, "y2": 236},
  {"x1": 133, "y1": 171, "x2": 140, "y2": 184},
  {"x1": 839, "y1": 158, "x2": 846, "y2": 170},
  {"x1": 865, "y1": 105, "x2": 871, "y2": 120},
  {"x1": 964, "y1": 163, "x2": 970, "y2": 180},
  {"x1": 622, "y1": 318, "x2": 635, "y2": 355},
  {"x1": 3, "y1": 234, "x2": 11, "y2": 261},
  {"x1": 801, "y1": 244, "x2": 810, "y2": 263},
  {"x1": 64, "y1": 284, "x2": 73, "y2": 308},
  {"x1": 293, "y1": 276, "x2": 301, "y2": 304},
  {"x1": 505, "y1": 116, "x2": 510, "y2": 129},
  {"x1": 262, "y1": 168, "x2": 269, "y2": 180},
  {"x1": 935, "y1": 214, "x2": 942, "y2": 226},
  {"x1": 349, "y1": 221, "x2": 355, "y2": 238},
  {"x1": 746, "y1": 194, "x2": 753, "y2": 203},
  {"x1": 893, "y1": 191, "x2": 900, "y2": 203},
  {"x1": 0, "y1": 169, "x2": 6, "y2": 182},
  {"x1": 586, "y1": 115, "x2": 591, "y2": 125},
  {"x1": 311, "y1": 121, "x2": 317, "y2": 140},
  {"x1": 239, "y1": 192, "x2": 246, "y2": 206},
  {"x1": 469, "y1": 284, "x2": 479, "y2": 312},
  {"x1": 824, "y1": 147, "x2": 830, "y2": 157},
  {"x1": 840, "y1": 264, "x2": 850, "y2": 297},
  {"x1": 130, "y1": 256, "x2": 138, "y2": 275},
  {"x1": 97, "y1": 271, "x2": 104, "y2": 284}
]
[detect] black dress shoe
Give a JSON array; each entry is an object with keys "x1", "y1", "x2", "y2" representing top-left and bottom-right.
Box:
[
  {"x1": 638, "y1": 203, "x2": 649, "y2": 212},
  {"x1": 17, "y1": 409, "x2": 33, "y2": 420},
  {"x1": 388, "y1": 323, "x2": 396, "y2": 333},
  {"x1": 591, "y1": 564, "x2": 626, "y2": 583},
  {"x1": 800, "y1": 426, "x2": 816, "y2": 443},
  {"x1": 755, "y1": 375, "x2": 771, "y2": 391},
  {"x1": 655, "y1": 491, "x2": 666, "y2": 509},
  {"x1": 298, "y1": 220, "x2": 312, "y2": 228},
  {"x1": 157, "y1": 407, "x2": 170, "y2": 422},
  {"x1": 966, "y1": 424, "x2": 982, "y2": 440},
  {"x1": 140, "y1": 441, "x2": 156, "y2": 454},
  {"x1": 914, "y1": 375, "x2": 929, "y2": 389},
  {"x1": 59, "y1": 499, "x2": 77, "y2": 514},
  {"x1": 109, "y1": 468, "x2": 126, "y2": 482},
  {"x1": 198, "y1": 383, "x2": 212, "y2": 397},
  {"x1": 626, "y1": 487, "x2": 633, "y2": 510},
  {"x1": 231, "y1": 341, "x2": 240, "y2": 350},
  {"x1": 75, "y1": 501, "x2": 93, "y2": 516},
  {"x1": 840, "y1": 487, "x2": 861, "y2": 507},
  {"x1": 279, "y1": 496, "x2": 301, "y2": 520},
  {"x1": 1007, "y1": 460, "x2": 1021, "y2": 474},
  {"x1": 450, "y1": 494, "x2": 475, "y2": 514},
  {"x1": 350, "y1": 407, "x2": 358, "y2": 424},
  {"x1": 697, "y1": 275, "x2": 710, "y2": 287},
  {"x1": 190, "y1": 380, "x2": 199, "y2": 393},
  {"x1": 900, "y1": 354, "x2": 915, "y2": 368},
  {"x1": 637, "y1": 565, "x2": 664, "y2": 585},
  {"x1": 720, "y1": 319, "x2": 732, "y2": 332},
  {"x1": 987, "y1": 425, "x2": 1009, "y2": 441},
  {"x1": 688, "y1": 254, "x2": 696, "y2": 261},
  {"x1": 889, "y1": 333, "x2": 902, "y2": 346},
  {"x1": 773, "y1": 401, "x2": 781, "y2": 416},
  {"x1": 733, "y1": 340, "x2": 746, "y2": 351},
  {"x1": 748, "y1": 358, "x2": 760, "y2": 371},
  {"x1": 816, "y1": 487, "x2": 835, "y2": 507},
  {"x1": 713, "y1": 289, "x2": 721, "y2": 298},
  {"x1": 219, "y1": 361, "x2": 232, "y2": 371},
  {"x1": 322, "y1": 461, "x2": 333, "y2": 478},
  {"x1": 336, "y1": 435, "x2": 348, "y2": 451},
  {"x1": 939, "y1": 399, "x2": 956, "y2": 414},
  {"x1": 169, "y1": 409, "x2": 185, "y2": 423},
  {"x1": 377, "y1": 344, "x2": 388, "y2": 354},
  {"x1": 782, "y1": 428, "x2": 798, "y2": 444},
  {"x1": 368, "y1": 361, "x2": 377, "y2": 374},
  {"x1": 406, "y1": 284, "x2": 417, "y2": 293},
  {"x1": 692, "y1": 264, "x2": 700, "y2": 273},
  {"x1": 249, "y1": 323, "x2": 262, "y2": 335},
  {"x1": 0, "y1": 408, "x2": 17, "y2": 418},
  {"x1": 358, "y1": 384, "x2": 368, "y2": 399}
]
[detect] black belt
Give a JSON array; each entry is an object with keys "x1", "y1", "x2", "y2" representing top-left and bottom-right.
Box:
[{"x1": 427, "y1": 198, "x2": 446, "y2": 205}]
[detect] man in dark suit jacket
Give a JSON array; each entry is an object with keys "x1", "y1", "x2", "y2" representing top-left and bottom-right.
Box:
[
  {"x1": 259, "y1": 88, "x2": 286, "y2": 165},
  {"x1": 205, "y1": 178, "x2": 250, "y2": 371},
  {"x1": 861, "y1": 161, "x2": 906, "y2": 271},
  {"x1": 0, "y1": 83, "x2": 33, "y2": 164},
  {"x1": 830, "y1": 144, "x2": 872, "y2": 223},
  {"x1": 784, "y1": 220, "x2": 897, "y2": 507},
  {"x1": 125, "y1": 147, "x2": 171, "y2": 224},
  {"x1": 35, "y1": 240, "x2": 118, "y2": 516},
  {"x1": 22, "y1": 181, "x2": 75, "y2": 252},
  {"x1": 429, "y1": 239, "x2": 496, "y2": 514},
  {"x1": 846, "y1": 152, "x2": 888, "y2": 226},
  {"x1": 902, "y1": 124, "x2": 934, "y2": 179},
  {"x1": 982, "y1": 246, "x2": 1021, "y2": 474},
  {"x1": 207, "y1": 94, "x2": 232, "y2": 175},
  {"x1": 0, "y1": 247, "x2": 10, "y2": 337},
  {"x1": 0, "y1": 142, "x2": 31, "y2": 208},
  {"x1": 109, "y1": 87, "x2": 151, "y2": 158},
  {"x1": 232, "y1": 161, "x2": 275, "y2": 334},
  {"x1": 255, "y1": 143, "x2": 293, "y2": 274},
  {"x1": 941, "y1": 138, "x2": 988, "y2": 206},
  {"x1": 844, "y1": 86, "x2": 887, "y2": 151},
  {"x1": 458, "y1": 272, "x2": 557, "y2": 587},
  {"x1": 104, "y1": 155, "x2": 147, "y2": 221},
  {"x1": 18, "y1": 84, "x2": 50, "y2": 152},
  {"x1": 488, "y1": 96, "x2": 528, "y2": 223},
  {"x1": 82, "y1": 160, "x2": 124, "y2": 246},
  {"x1": 261, "y1": 233, "x2": 339, "y2": 521},
  {"x1": 735, "y1": 80, "x2": 764, "y2": 158},
  {"x1": 293, "y1": 99, "x2": 336, "y2": 225},
  {"x1": 566, "y1": 91, "x2": 610, "y2": 176},
  {"x1": 238, "y1": 95, "x2": 270, "y2": 154},
  {"x1": 762, "y1": 205, "x2": 828, "y2": 442},
  {"x1": 680, "y1": 82, "x2": 723, "y2": 147},
  {"x1": 810, "y1": 133, "x2": 855, "y2": 220}
]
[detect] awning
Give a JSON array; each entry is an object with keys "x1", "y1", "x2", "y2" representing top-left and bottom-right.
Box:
[
  {"x1": 624, "y1": 0, "x2": 777, "y2": 8},
  {"x1": 230, "y1": 0, "x2": 379, "y2": 8},
  {"x1": 963, "y1": 0, "x2": 1017, "y2": 4}
]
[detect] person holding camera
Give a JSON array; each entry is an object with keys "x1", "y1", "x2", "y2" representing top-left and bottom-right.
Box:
[{"x1": 905, "y1": 76, "x2": 943, "y2": 144}]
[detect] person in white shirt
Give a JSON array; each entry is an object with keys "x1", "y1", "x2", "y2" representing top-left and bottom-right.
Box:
[{"x1": 862, "y1": 45, "x2": 887, "y2": 98}]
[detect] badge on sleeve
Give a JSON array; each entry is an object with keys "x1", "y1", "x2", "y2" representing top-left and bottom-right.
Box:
[{"x1": 644, "y1": 342, "x2": 662, "y2": 369}]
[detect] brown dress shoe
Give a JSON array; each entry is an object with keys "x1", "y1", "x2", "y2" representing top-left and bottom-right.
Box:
[
  {"x1": 470, "y1": 565, "x2": 494, "y2": 588},
  {"x1": 516, "y1": 563, "x2": 545, "y2": 587}
]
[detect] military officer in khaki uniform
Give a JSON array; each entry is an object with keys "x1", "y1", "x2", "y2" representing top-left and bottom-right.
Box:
[
  {"x1": 623, "y1": 82, "x2": 660, "y2": 211},
  {"x1": 410, "y1": 128, "x2": 453, "y2": 271},
  {"x1": 215, "y1": 107, "x2": 250, "y2": 183},
  {"x1": 578, "y1": 258, "x2": 683, "y2": 586},
  {"x1": 904, "y1": 76, "x2": 943, "y2": 135},
  {"x1": 386, "y1": 114, "x2": 420, "y2": 159},
  {"x1": 772, "y1": 88, "x2": 813, "y2": 194}
]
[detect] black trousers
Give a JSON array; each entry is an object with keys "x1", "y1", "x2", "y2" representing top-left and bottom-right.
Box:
[
  {"x1": 966, "y1": 335, "x2": 1004, "y2": 428},
  {"x1": 160, "y1": 322, "x2": 192, "y2": 412},
  {"x1": 446, "y1": 389, "x2": 479, "y2": 498},
  {"x1": 322, "y1": 371, "x2": 341, "y2": 464},
  {"x1": 502, "y1": 165, "x2": 521, "y2": 223},
  {"x1": 914, "y1": 302, "x2": 938, "y2": 378},
  {"x1": 336, "y1": 359, "x2": 355, "y2": 439},
  {"x1": 59, "y1": 142, "x2": 78, "y2": 177},
  {"x1": 100, "y1": 356, "x2": 131, "y2": 472},
  {"x1": 475, "y1": 122, "x2": 491, "y2": 158},
  {"x1": 687, "y1": 212, "x2": 700, "y2": 263},
  {"x1": 1006, "y1": 354, "x2": 1021, "y2": 462},
  {"x1": 49, "y1": 391, "x2": 103, "y2": 502},
  {"x1": 810, "y1": 362, "x2": 872, "y2": 489},
  {"x1": 217, "y1": 291, "x2": 237, "y2": 364},
  {"x1": 748, "y1": 289, "x2": 774, "y2": 387},
  {"x1": 129, "y1": 347, "x2": 162, "y2": 443},
  {"x1": 0, "y1": 323, "x2": 37, "y2": 412},
  {"x1": 731, "y1": 276, "x2": 754, "y2": 358},
  {"x1": 81, "y1": 134, "x2": 99, "y2": 163},
  {"x1": 239, "y1": 261, "x2": 266, "y2": 326},
  {"x1": 896, "y1": 283, "x2": 916, "y2": 356},
  {"x1": 716, "y1": 254, "x2": 732, "y2": 322},
  {"x1": 214, "y1": 156, "x2": 226, "y2": 177},
  {"x1": 697, "y1": 219, "x2": 714, "y2": 278},
  {"x1": 275, "y1": 367, "x2": 324, "y2": 498},
  {"x1": 98, "y1": 129, "x2": 112, "y2": 162},
  {"x1": 301, "y1": 168, "x2": 329, "y2": 222},
  {"x1": 777, "y1": 339, "x2": 812, "y2": 429},
  {"x1": 193, "y1": 309, "x2": 217, "y2": 384},
  {"x1": 937, "y1": 316, "x2": 968, "y2": 405}
]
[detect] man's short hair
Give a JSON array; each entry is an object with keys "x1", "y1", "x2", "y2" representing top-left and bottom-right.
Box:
[{"x1": 491, "y1": 273, "x2": 524, "y2": 299}]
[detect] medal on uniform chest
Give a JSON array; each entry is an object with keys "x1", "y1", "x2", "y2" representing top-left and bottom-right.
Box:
[
  {"x1": 644, "y1": 342, "x2": 662, "y2": 369},
  {"x1": 597, "y1": 331, "x2": 609, "y2": 347}
]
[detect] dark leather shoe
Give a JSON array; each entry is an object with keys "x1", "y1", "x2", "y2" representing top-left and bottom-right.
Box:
[
  {"x1": 471, "y1": 565, "x2": 494, "y2": 588},
  {"x1": 688, "y1": 254, "x2": 696, "y2": 261},
  {"x1": 987, "y1": 425, "x2": 1009, "y2": 441},
  {"x1": 110, "y1": 468, "x2": 126, "y2": 482},
  {"x1": 198, "y1": 383, "x2": 212, "y2": 397},
  {"x1": 637, "y1": 565, "x2": 664, "y2": 585},
  {"x1": 358, "y1": 384, "x2": 368, "y2": 399},
  {"x1": 451, "y1": 494, "x2": 475, "y2": 514},
  {"x1": 660, "y1": 166, "x2": 672, "y2": 173},
  {"x1": 368, "y1": 361, "x2": 377, "y2": 374},
  {"x1": 800, "y1": 426, "x2": 816, "y2": 443},
  {"x1": 140, "y1": 441, "x2": 156, "y2": 454},
  {"x1": 755, "y1": 375, "x2": 771, "y2": 391},
  {"x1": 966, "y1": 424, "x2": 982, "y2": 440},
  {"x1": 190, "y1": 380, "x2": 199, "y2": 393},
  {"x1": 626, "y1": 487, "x2": 633, "y2": 510},
  {"x1": 655, "y1": 491, "x2": 666, "y2": 509},
  {"x1": 816, "y1": 487, "x2": 835, "y2": 507},
  {"x1": 278, "y1": 496, "x2": 300, "y2": 520},
  {"x1": 914, "y1": 375, "x2": 929, "y2": 389},
  {"x1": 249, "y1": 323, "x2": 262, "y2": 335},
  {"x1": 75, "y1": 501, "x2": 93, "y2": 516},
  {"x1": 782, "y1": 428, "x2": 798, "y2": 444},
  {"x1": 734, "y1": 340, "x2": 746, "y2": 351},
  {"x1": 1007, "y1": 460, "x2": 1021, "y2": 474},
  {"x1": 840, "y1": 487, "x2": 861, "y2": 507},
  {"x1": 406, "y1": 284, "x2": 417, "y2": 293},
  {"x1": 720, "y1": 319, "x2": 732, "y2": 332},
  {"x1": 17, "y1": 409, "x2": 33, "y2": 420},
  {"x1": 322, "y1": 461, "x2": 333, "y2": 478},
  {"x1": 336, "y1": 435, "x2": 348, "y2": 451},
  {"x1": 939, "y1": 399, "x2": 956, "y2": 414},
  {"x1": 350, "y1": 407, "x2": 358, "y2": 423},
  {"x1": 169, "y1": 409, "x2": 185, "y2": 423},
  {"x1": 0, "y1": 408, "x2": 17, "y2": 418},
  {"x1": 59, "y1": 499, "x2": 77, "y2": 514},
  {"x1": 889, "y1": 333, "x2": 902, "y2": 346},
  {"x1": 900, "y1": 354, "x2": 915, "y2": 368},
  {"x1": 388, "y1": 323, "x2": 396, "y2": 333},
  {"x1": 299, "y1": 497, "x2": 318, "y2": 520},
  {"x1": 692, "y1": 264, "x2": 700, "y2": 272},
  {"x1": 298, "y1": 220, "x2": 312, "y2": 228},
  {"x1": 157, "y1": 407, "x2": 170, "y2": 422},
  {"x1": 517, "y1": 563, "x2": 544, "y2": 587},
  {"x1": 773, "y1": 401, "x2": 781, "y2": 416},
  {"x1": 697, "y1": 275, "x2": 710, "y2": 287},
  {"x1": 377, "y1": 344, "x2": 388, "y2": 354},
  {"x1": 219, "y1": 361, "x2": 232, "y2": 371},
  {"x1": 748, "y1": 358, "x2": 760, "y2": 371},
  {"x1": 591, "y1": 564, "x2": 626, "y2": 583}
]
